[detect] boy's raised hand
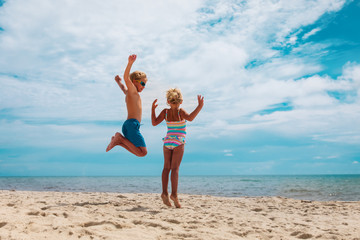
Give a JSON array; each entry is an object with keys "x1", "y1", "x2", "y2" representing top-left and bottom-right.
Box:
[
  {"x1": 152, "y1": 99, "x2": 158, "y2": 110},
  {"x1": 197, "y1": 95, "x2": 204, "y2": 107},
  {"x1": 115, "y1": 75, "x2": 121, "y2": 83},
  {"x1": 115, "y1": 75, "x2": 127, "y2": 94},
  {"x1": 128, "y1": 54, "x2": 137, "y2": 64}
]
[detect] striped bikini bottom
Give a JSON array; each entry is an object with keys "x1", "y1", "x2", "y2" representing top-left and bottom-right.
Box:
[{"x1": 163, "y1": 135, "x2": 186, "y2": 150}]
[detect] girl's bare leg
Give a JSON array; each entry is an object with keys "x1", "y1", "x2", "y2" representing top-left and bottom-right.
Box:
[
  {"x1": 106, "y1": 132, "x2": 147, "y2": 157},
  {"x1": 170, "y1": 144, "x2": 185, "y2": 208},
  {"x1": 161, "y1": 146, "x2": 172, "y2": 207}
]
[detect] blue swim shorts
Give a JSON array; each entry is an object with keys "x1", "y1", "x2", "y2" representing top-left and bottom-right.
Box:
[{"x1": 122, "y1": 119, "x2": 146, "y2": 147}]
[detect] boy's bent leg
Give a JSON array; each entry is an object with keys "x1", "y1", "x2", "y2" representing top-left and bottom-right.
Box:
[
  {"x1": 118, "y1": 134, "x2": 147, "y2": 157},
  {"x1": 118, "y1": 133, "x2": 147, "y2": 157},
  {"x1": 106, "y1": 133, "x2": 147, "y2": 157},
  {"x1": 137, "y1": 147, "x2": 147, "y2": 157}
]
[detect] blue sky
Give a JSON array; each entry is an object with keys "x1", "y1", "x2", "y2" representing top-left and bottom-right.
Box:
[{"x1": 0, "y1": 0, "x2": 359, "y2": 176}]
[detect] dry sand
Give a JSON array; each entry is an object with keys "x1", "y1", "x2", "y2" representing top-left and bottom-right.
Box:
[{"x1": 0, "y1": 190, "x2": 359, "y2": 240}]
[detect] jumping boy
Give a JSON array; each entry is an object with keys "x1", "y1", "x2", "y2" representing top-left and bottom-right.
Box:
[{"x1": 106, "y1": 54, "x2": 148, "y2": 157}]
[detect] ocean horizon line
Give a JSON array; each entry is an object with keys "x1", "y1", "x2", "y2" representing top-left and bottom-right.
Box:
[{"x1": 1, "y1": 173, "x2": 359, "y2": 178}]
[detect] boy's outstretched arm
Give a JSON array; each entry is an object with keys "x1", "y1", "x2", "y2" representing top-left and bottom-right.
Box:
[
  {"x1": 182, "y1": 95, "x2": 204, "y2": 121},
  {"x1": 151, "y1": 99, "x2": 166, "y2": 126},
  {"x1": 115, "y1": 75, "x2": 127, "y2": 95},
  {"x1": 123, "y1": 54, "x2": 137, "y2": 93}
]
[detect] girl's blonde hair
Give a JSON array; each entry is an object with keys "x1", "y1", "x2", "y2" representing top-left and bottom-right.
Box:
[{"x1": 166, "y1": 88, "x2": 183, "y2": 104}]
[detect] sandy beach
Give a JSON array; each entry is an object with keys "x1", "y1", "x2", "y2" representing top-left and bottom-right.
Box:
[{"x1": 0, "y1": 190, "x2": 359, "y2": 240}]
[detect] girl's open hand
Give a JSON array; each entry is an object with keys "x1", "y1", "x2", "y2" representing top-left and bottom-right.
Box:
[
  {"x1": 197, "y1": 95, "x2": 204, "y2": 107},
  {"x1": 152, "y1": 99, "x2": 158, "y2": 110},
  {"x1": 128, "y1": 54, "x2": 137, "y2": 63}
]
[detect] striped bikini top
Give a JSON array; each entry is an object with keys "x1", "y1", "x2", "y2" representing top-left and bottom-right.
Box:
[{"x1": 164, "y1": 109, "x2": 186, "y2": 141}]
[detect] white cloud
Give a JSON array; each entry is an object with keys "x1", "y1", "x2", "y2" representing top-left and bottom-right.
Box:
[
  {"x1": 313, "y1": 155, "x2": 339, "y2": 160},
  {"x1": 303, "y1": 28, "x2": 322, "y2": 40},
  {"x1": 353, "y1": 161, "x2": 359, "y2": 164},
  {"x1": 223, "y1": 149, "x2": 233, "y2": 157},
  {"x1": 1, "y1": 0, "x2": 358, "y2": 151}
]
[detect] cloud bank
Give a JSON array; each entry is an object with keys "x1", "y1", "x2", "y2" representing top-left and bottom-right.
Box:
[{"x1": 1, "y1": 0, "x2": 359, "y2": 153}]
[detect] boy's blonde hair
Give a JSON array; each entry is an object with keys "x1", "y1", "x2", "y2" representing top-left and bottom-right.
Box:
[
  {"x1": 130, "y1": 71, "x2": 147, "y2": 81},
  {"x1": 166, "y1": 88, "x2": 183, "y2": 104}
]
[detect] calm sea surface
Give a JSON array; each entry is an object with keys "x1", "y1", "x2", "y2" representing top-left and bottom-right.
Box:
[{"x1": 1, "y1": 175, "x2": 359, "y2": 201}]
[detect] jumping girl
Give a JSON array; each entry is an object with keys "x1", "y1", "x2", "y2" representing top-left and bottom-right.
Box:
[{"x1": 151, "y1": 88, "x2": 204, "y2": 208}]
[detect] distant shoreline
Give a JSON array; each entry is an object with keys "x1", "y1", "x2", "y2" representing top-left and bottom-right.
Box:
[{"x1": 1, "y1": 175, "x2": 359, "y2": 201}]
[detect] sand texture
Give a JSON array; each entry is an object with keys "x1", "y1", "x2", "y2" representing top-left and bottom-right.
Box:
[{"x1": 0, "y1": 190, "x2": 359, "y2": 240}]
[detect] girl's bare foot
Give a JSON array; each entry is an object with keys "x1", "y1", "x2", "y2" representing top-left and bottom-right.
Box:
[
  {"x1": 161, "y1": 193, "x2": 172, "y2": 207},
  {"x1": 106, "y1": 132, "x2": 122, "y2": 152},
  {"x1": 170, "y1": 194, "x2": 181, "y2": 208}
]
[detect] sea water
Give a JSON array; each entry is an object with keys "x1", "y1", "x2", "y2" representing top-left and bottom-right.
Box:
[{"x1": 0, "y1": 175, "x2": 359, "y2": 201}]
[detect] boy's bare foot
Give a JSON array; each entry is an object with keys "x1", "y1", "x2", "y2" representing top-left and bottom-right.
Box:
[
  {"x1": 106, "y1": 132, "x2": 122, "y2": 152},
  {"x1": 170, "y1": 194, "x2": 181, "y2": 208},
  {"x1": 161, "y1": 193, "x2": 172, "y2": 207}
]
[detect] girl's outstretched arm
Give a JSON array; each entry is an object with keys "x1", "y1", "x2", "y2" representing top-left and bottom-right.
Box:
[
  {"x1": 152, "y1": 99, "x2": 166, "y2": 126},
  {"x1": 115, "y1": 75, "x2": 127, "y2": 95},
  {"x1": 182, "y1": 95, "x2": 204, "y2": 121}
]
